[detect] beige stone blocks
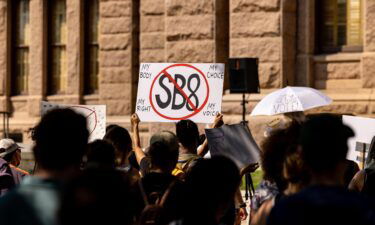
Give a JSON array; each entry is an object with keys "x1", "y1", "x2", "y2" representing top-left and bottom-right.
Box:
[
  {"x1": 362, "y1": 53, "x2": 375, "y2": 88},
  {"x1": 100, "y1": 34, "x2": 131, "y2": 50},
  {"x1": 259, "y1": 63, "x2": 281, "y2": 88},
  {"x1": 166, "y1": 15, "x2": 214, "y2": 41},
  {"x1": 231, "y1": 0, "x2": 280, "y2": 13},
  {"x1": 140, "y1": 49, "x2": 165, "y2": 62},
  {"x1": 100, "y1": 1, "x2": 132, "y2": 17},
  {"x1": 141, "y1": 0, "x2": 165, "y2": 15},
  {"x1": 140, "y1": 15, "x2": 165, "y2": 33},
  {"x1": 166, "y1": 0, "x2": 214, "y2": 16},
  {"x1": 101, "y1": 68, "x2": 131, "y2": 84},
  {"x1": 230, "y1": 37, "x2": 281, "y2": 62},
  {"x1": 101, "y1": 17, "x2": 132, "y2": 34},
  {"x1": 315, "y1": 62, "x2": 360, "y2": 80},
  {"x1": 166, "y1": 40, "x2": 214, "y2": 63},
  {"x1": 365, "y1": 0, "x2": 375, "y2": 52},
  {"x1": 100, "y1": 49, "x2": 132, "y2": 68},
  {"x1": 231, "y1": 12, "x2": 280, "y2": 38},
  {"x1": 140, "y1": 33, "x2": 165, "y2": 49}
]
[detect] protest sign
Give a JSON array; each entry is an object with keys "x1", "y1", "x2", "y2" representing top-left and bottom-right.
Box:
[
  {"x1": 205, "y1": 123, "x2": 260, "y2": 169},
  {"x1": 41, "y1": 101, "x2": 106, "y2": 142},
  {"x1": 135, "y1": 63, "x2": 224, "y2": 123},
  {"x1": 343, "y1": 115, "x2": 375, "y2": 168}
]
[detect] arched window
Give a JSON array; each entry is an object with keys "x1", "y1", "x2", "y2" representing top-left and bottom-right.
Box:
[
  {"x1": 48, "y1": 0, "x2": 67, "y2": 95},
  {"x1": 84, "y1": 0, "x2": 99, "y2": 94},
  {"x1": 12, "y1": 0, "x2": 30, "y2": 95}
]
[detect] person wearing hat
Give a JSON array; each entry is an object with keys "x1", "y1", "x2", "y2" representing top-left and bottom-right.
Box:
[{"x1": 0, "y1": 138, "x2": 29, "y2": 184}]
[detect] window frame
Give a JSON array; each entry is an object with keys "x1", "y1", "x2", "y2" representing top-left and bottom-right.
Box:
[
  {"x1": 315, "y1": 0, "x2": 363, "y2": 54},
  {"x1": 11, "y1": 0, "x2": 30, "y2": 96},
  {"x1": 46, "y1": 0, "x2": 67, "y2": 95},
  {"x1": 83, "y1": 0, "x2": 100, "y2": 95}
]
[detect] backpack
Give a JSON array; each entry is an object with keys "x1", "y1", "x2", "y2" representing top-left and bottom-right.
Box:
[
  {"x1": 0, "y1": 159, "x2": 15, "y2": 196},
  {"x1": 138, "y1": 180, "x2": 176, "y2": 225}
]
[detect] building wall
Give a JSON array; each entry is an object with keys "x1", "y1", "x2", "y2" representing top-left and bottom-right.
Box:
[{"x1": 1, "y1": 0, "x2": 375, "y2": 146}]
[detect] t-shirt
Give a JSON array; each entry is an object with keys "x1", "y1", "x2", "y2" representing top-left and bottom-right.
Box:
[{"x1": 268, "y1": 185, "x2": 375, "y2": 225}]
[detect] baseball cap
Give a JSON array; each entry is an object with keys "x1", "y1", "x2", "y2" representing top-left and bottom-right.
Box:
[
  {"x1": 0, "y1": 138, "x2": 22, "y2": 158},
  {"x1": 149, "y1": 131, "x2": 179, "y2": 153}
]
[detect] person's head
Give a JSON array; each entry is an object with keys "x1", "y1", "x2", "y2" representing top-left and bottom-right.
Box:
[
  {"x1": 282, "y1": 147, "x2": 309, "y2": 193},
  {"x1": 85, "y1": 140, "x2": 116, "y2": 169},
  {"x1": 103, "y1": 125, "x2": 132, "y2": 167},
  {"x1": 149, "y1": 130, "x2": 179, "y2": 153},
  {"x1": 0, "y1": 138, "x2": 22, "y2": 166},
  {"x1": 32, "y1": 108, "x2": 89, "y2": 173},
  {"x1": 59, "y1": 170, "x2": 133, "y2": 225},
  {"x1": 261, "y1": 121, "x2": 302, "y2": 191},
  {"x1": 176, "y1": 120, "x2": 199, "y2": 152},
  {"x1": 366, "y1": 136, "x2": 375, "y2": 166},
  {"x1": 148, "y1": 141, "x2": 179, "y2": 173},
  {"x1": 299, "y1": 114, "x2": 354, "y2": 175},
  {"x1": 184, "y1": 156, "x2": 240, "y2": 223}
]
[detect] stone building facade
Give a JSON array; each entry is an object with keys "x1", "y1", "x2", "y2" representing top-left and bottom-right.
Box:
[{"x1": 1, "y1": 0, "x2": 374, "y2": 146}]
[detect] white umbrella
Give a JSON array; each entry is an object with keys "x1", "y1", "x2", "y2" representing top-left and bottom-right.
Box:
[{"x1": 250, "y1": 86, "x2": 332, "y2": 116}]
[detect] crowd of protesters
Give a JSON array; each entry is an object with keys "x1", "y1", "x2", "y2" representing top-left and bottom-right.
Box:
[{"x1": 0, "y1": 108, "x2": 374, "y2": 225}]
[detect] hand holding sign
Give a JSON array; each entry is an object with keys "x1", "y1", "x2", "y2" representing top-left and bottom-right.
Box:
[{"x1": 136, "y1": 63, "x2": 224, "y2": 123}]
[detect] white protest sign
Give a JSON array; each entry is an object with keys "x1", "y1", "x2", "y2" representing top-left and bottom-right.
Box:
[
  {"x1": 41, "y1": 101, "x2": 106, "y2": 142},
  {"x1": 343, "y1": 115, "x2": 375, "y2": 167},
  {"x1": 136, "y1": 63, "x2": 224, "y2": 123}
]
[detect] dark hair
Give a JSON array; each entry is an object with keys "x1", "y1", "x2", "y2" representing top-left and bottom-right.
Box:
[
  {"x1": 283, "y1": 148, "x2": 309, "y2": 185},
  {"x1": 59, "y1": 170, "x2": 133, "y2": 225},
  {"x1": 261, "y1": 122, "x2": 301, "y2": 191},
  {"x1": 184, "y1": 156, "x2": 240, "y2": 224},
  {"x1": 148, "y1": 141, "x2": 178, "y2": 173},
  {"x1": 300, "y1": 114, "x2": 354, "y2": 173},
  {"x1": 103, "y1": 125, "x2": 132, "y2": 166},
  {"x1": 32, "y1": 108, "x2": 89, "y2": 171},
  {"x1": 2, "y1": 150, "x2": 17, "y2": 163},
  {"x1": 176, "y1": 120, "x2": 199, "y2": 149},
  {"x1": 86, "y1": 140, "x2": 116, "y2": 169}
]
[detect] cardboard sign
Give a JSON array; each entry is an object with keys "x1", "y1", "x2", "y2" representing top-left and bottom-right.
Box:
[
  {"x1": 205, "y1": 123, "x2": 260, "y2": 169},
  {"x1": 343, "y1": 115, "x2": 375, "y2": 168},
  {"x1": 136, "y1": 63, "x2": 224, "y2": 123},
  {"x1": 41, "y1": 101, "x2": 106, "y2": 142}
]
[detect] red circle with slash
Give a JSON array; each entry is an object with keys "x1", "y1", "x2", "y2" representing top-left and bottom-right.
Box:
[{"x1": 149, "y1": 64, "x2": 209, "y2": 120}]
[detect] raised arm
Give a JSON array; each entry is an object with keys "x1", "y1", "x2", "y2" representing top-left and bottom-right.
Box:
[
  {"x1": 197, "y1": 113, "x2": 224, "y2": 157},
  {"x1": 131, "y1": 113, "x2": 145, "y2": 165}
]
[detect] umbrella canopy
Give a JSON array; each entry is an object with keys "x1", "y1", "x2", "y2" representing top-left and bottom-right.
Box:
[{"x1": 250, "y1": 86, "x2": 332, "y2": 116}]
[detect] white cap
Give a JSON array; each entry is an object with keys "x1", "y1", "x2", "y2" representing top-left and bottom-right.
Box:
[{"x1": 0, "y1": 139, "x2": 21, "y2": 158}]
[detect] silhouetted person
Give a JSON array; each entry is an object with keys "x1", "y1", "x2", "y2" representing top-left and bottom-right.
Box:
[
  {"x1": 268, "y1": 114, "x2": 375, "y2": 225},
  {"x1": 350, "y1": 136, "x2": 375, "y2": 196},
  {"x1": 0, "y1": 108, "x2": 89, "y2": 225},
  {"x1": 59, "y1": 169, "x2": 134, "y2": 225},
  {"x1": 173, "y1": 156, "x2": 240, "y2": 225},
  {"x1": 0, "y1": 138, "x2": 29, "y2": 196},
  {"x1": 85, "y1": 139, "x2": 116, "y2": 170},
  {"x1": 104, "y1": 125, "x2": 133, "y2": 170}
]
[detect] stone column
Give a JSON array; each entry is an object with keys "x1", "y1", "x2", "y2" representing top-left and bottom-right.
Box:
[
  {"x1": 230, "y1": 0, "x2": 282, "y2": 89},
  {"x1": 28, "y1": 0, "x2": 45, "y2": 117},
  {"x1": 65, "y1": 0, "x2": 82, "y2": 104},
  {"x1": 295, "y1": 0, "x2": 315, "y2": 87},
  {"x1": 362, "y1": 0, "x2": 375, "y2": 88},
  {"x1": 99, "y1": 0, "x2": 139, "y2": 115},
  {"x1": 281, "y1": 0, "x2": 297, "y2": 86},
  {"x1": 140, "y1": 0, "x2": 165, "y2": 62},
  {"x1": 0, "y1": 0, "x2": 8, "y2": 112},
  {"x1": 165, "y1": 0, "x2": 216, "y2": 63}
]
